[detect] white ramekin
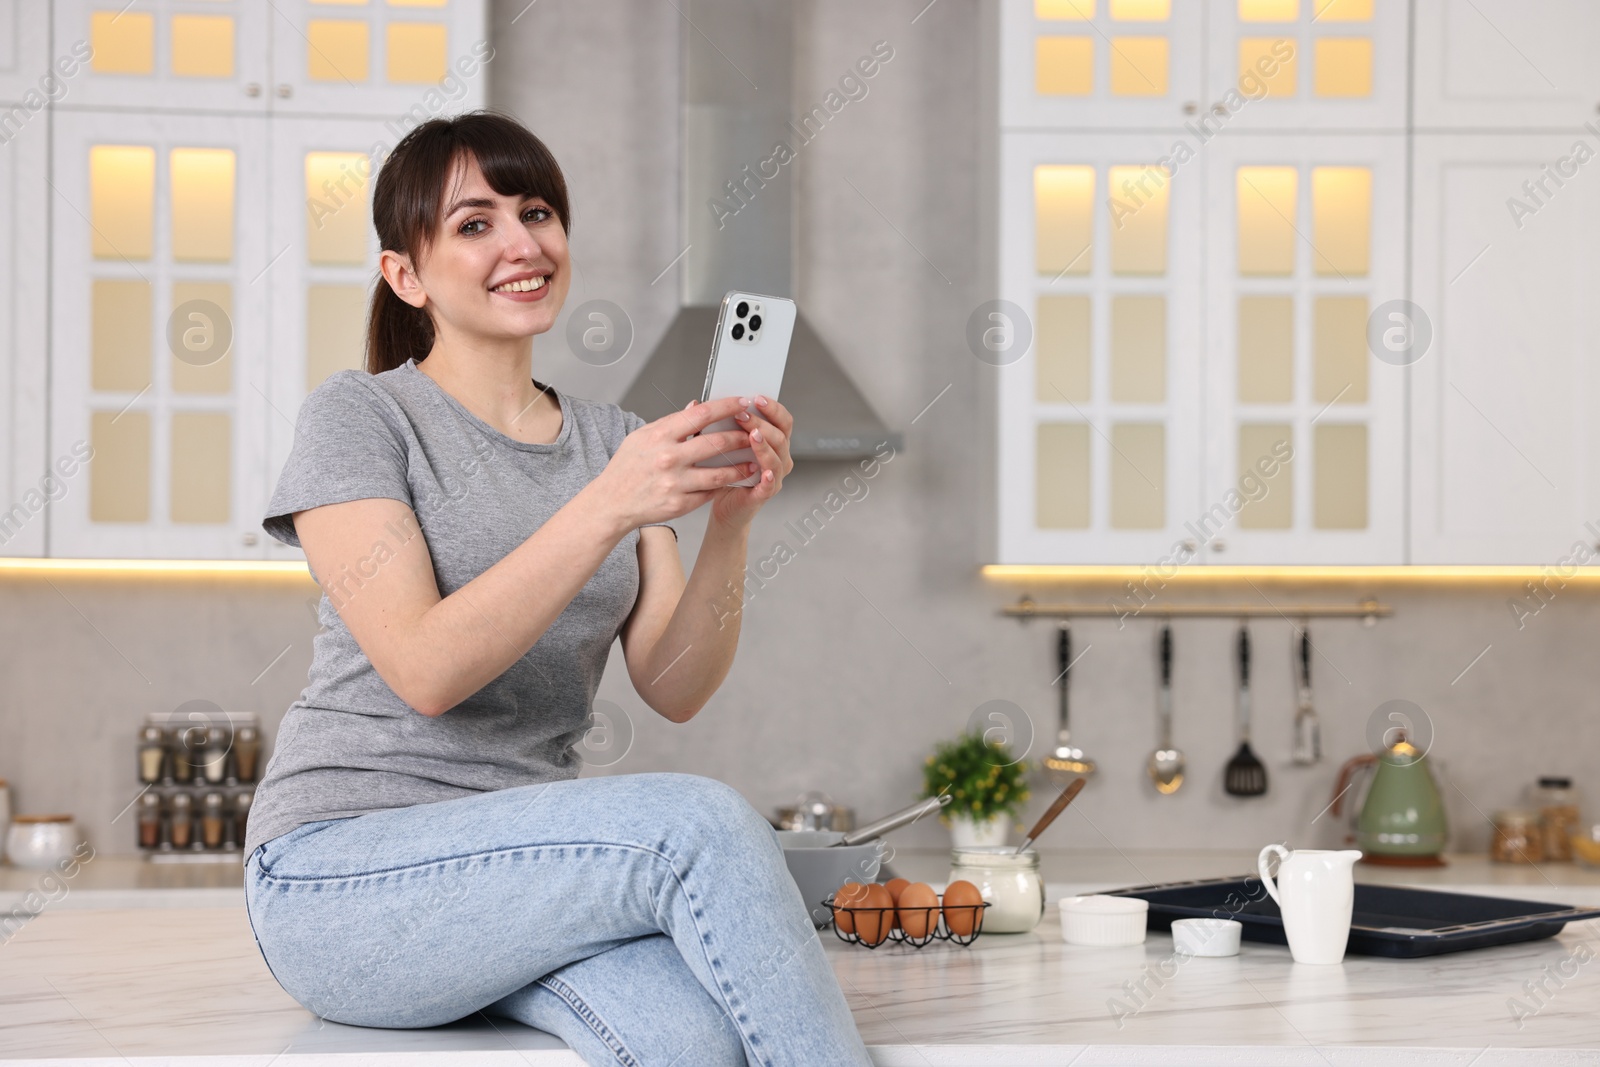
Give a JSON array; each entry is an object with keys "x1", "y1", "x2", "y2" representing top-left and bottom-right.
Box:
[
  {"x1": 1058, "y1": 895, "x2": 1149, "y2": 946},
  {"x1": 1171, "y1": 917, "x2": 1243, "y2": 957}
]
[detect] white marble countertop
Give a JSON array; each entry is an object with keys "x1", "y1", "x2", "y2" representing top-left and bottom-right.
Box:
[{"x1": 4, "y1": 852, "x2": 1600, "y2": 1064}]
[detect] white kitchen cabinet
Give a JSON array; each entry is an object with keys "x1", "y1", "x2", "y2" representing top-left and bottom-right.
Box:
[
  {"x1": 0, "y1": 55, "x2": 50, "y2": 558},
  {"x1": 1000, "y1": 0, "x2": 1203, "y2": 132},
  {"x1": 261, "y1": 116, "x2": 397, "y2": 563},
  {"x1": 51, "y1": 0, "x2": 272, "y2": 114},
  {"x1": 1413, "y1": 0, "x2": 1600, "y2": 131},
  {"x1": 1197, "y1": 134, "x2": 1405, "y2": 565},
  {"x1": 48, "y1": 109, "x2": 273, "y2": 559},
  {"x1": 1201, "y1": 0, "x2": 1406, "y2": 134},
  {"x1": 0, "y1": 0, "x2": 53, "y2": 104},
  {"x1": 38, "y1": 0, "x2": 487, "y2": 559},
  {"x1": 267, "y1": 0, "x2": 490, "y2": 119},
  {"x1": 1409, "y1": 134, "x2": 1600, "y2": 564},
  {"x1": 997, "y1": 132, "x2": 1203, "y2": 565}
]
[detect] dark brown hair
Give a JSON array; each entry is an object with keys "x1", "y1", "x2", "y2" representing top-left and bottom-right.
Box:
[{"x1": 365, "y1": 111, "x2": 571, "y2": 374}]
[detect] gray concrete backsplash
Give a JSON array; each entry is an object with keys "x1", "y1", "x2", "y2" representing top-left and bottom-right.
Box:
[{"x1": 3, "y1": 2, "x2": 1594, "y2": 860}]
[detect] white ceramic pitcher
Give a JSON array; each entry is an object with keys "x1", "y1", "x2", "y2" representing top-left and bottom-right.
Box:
[{"x1": 1257, "y1": 845, "x2": 1362, "y2": 965}]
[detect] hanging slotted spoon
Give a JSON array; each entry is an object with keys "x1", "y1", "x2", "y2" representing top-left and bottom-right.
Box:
[{"x1": 1224, "y1": 622, "x2": 1268, "y2": 797}]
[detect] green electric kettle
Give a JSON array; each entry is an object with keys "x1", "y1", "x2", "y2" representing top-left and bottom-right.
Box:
[{"x1": 1330, "y1": 730, "x2": 1448, "y2": 865}]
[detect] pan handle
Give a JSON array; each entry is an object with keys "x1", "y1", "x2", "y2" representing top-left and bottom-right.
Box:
[{"x1": 833, "y1": 795, "x2": 951, "y2": 847}]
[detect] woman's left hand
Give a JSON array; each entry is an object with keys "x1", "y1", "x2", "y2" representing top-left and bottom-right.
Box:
[{"x1": 709, "y1": 395, "x2": 794, "y2": 530}]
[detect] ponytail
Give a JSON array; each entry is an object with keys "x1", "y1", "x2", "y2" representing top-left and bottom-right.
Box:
[{"x1": 365, "y1": 277, "x2": 435, "y2": 375}]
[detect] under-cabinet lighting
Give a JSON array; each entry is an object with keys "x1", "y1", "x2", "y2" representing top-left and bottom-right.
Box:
[
  {"x1": 981, "y1": 565, "x2": 1600, "y2": 583},
  {"x1": 0, "y1": 558, "x2": 312, "y2": 579}
]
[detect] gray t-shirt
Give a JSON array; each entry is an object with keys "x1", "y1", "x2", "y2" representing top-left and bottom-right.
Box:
[{"x1": 244, "y1": 359, "x2": 669, "y2": 859}]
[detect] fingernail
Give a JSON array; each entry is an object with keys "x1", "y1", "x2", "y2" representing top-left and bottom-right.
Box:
[
  {"x1": 755, "y1": 395, "x2": 768, "y2": 407},
  {"x1": 736, "y1": 410, "x2": 750, "y2": 421},
  {"x1": 739, "y1": 396, "x2": 752, "y2": 406},
  {"x1": 751, "y1": 429, "x2": 763, "y2": 443},
  {"x1": 684, "y1": 399, "x2": 695, "y2": 410}
]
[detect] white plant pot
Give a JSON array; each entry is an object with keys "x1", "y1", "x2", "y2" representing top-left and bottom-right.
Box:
[{"x1": 949, "y1": 813, "x2": 1008, "y2": 849}]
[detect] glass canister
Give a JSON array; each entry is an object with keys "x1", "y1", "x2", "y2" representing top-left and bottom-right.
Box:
[
  {"x1": 137, "y1": 726, "x2": 167, "y2": 784},
  {"x1": 233, "y1": 725, "x2": 261, "y2": 783},
  {"x1": 1533, "y1": 777, "x2": 1579, "y2": 862},
  {"x1": 136, "y1": 791, "x2": 162, "y2": 849},
  {"x1": 201, "y1": 792, "x2": 226, "y2": 848},
  {"x1": 200, "y1": 726, "x2": 230, "y2": 784},
  {"x1": 1490, "y1": 809, "x2": 1544, "y2": 864},
  {"x1": 168, "y1": 791, "x2": 195, "y2": 849},
  {"x1": 946, "y1": 847, "x2": 1044, "y2": 934},
  {"x1": 173, "y1": 726, "x2": 205, "y2": 783}
]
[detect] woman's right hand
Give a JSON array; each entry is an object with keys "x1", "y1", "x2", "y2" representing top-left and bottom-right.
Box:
[{"x1": 590, "y1": 396, "x2": 760, "y2": 532}]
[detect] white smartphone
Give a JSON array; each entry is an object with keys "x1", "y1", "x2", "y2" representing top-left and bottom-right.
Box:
[{"x1": 696, "y1": 290, "x2": 796, "y2": 487}]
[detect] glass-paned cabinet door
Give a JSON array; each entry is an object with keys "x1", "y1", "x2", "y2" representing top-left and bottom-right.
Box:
[
  {"x1": 262, "y1": 117, "x2": 393, "y2": 562},
  {"x1": 52, "y1": 0, "x2": 271, "y2": 112},
  {"x1": 1001, "y1": 0, "x2": 1202, "y2": 129},
  {"x1": 0, "y1": 79, "x2": 48, "y2": 557},
  {"x1": 49, "y1": 111, "x2": 270, "y2": 558},
  {"x1": 1410, "y1": 135, "x2": 1600, "y2": 563},
  {"x1": 268, "y1": 0, "x2": 489, "y2": 118},
  {"x1": 997, "y1": 133, "x2": 1201, "y2": 564},
  {"x1": 1199, "y1": 134, "x2": 1404, "y2": 564},
  {"x1": 1202, "y1": 0, "x2": 1405, "y2": 132},
  {"x1": 1413, "y1": 0, "x2": 1600, "y2": 130}
]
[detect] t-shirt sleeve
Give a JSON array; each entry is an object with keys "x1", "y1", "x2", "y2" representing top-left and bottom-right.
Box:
[
  {"x1": 619, "y1": 408, "x2": 677, "y2": 540},
  {"x1": 263, "y1": 372, "x2": 413, "y2": 548}
]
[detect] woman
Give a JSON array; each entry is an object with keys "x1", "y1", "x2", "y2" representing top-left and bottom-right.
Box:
[{"x1": 242, "y1": 111, "x2": 872, "y2": 1067}]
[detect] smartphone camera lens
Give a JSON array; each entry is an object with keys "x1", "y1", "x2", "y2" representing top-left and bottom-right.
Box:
[
  {"x1": 736, "y1": 301, "x2": 750, "y2": 318},
  {"x1": 748, "y1": 314, "x2": 762, "y2": 331},
  {"x1": 731, "y1": 323, "x2": 745, "y2": 340}
]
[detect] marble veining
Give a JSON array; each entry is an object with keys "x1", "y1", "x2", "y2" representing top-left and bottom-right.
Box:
[{"x1": 3, "y1": 856, "x2": 1600, "y2": 1065}]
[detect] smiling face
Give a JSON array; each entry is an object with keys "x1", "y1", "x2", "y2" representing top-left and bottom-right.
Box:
[{"x1": 383, "y1": 152, "x2": 571, "y2": 348}]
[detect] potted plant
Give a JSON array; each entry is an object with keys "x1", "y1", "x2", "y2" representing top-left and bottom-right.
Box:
[{"x1": 920, "y1": 732, "x2": 1030, "y2": 848}]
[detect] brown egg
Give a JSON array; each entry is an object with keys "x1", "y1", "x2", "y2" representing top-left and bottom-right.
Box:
[
  {"x1": 942, "y1": 879, "x2": 985, "y2": 938},
  {"x1": 896, "y1": 882, "x2": 940, "y2": 939},
  {"x1": 855, "y1": 883, "x2": 896, "y2": 946},
  {"x1": 883, "y1": 878, "x2": 911, "y2": 905},
  {"x1": 832, "y1": 882, "x2": 870, "y2": 935}
]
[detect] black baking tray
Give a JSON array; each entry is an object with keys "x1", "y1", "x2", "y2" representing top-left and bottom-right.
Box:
[{"x1": 1106, "y1": 876, "x2": 1600, "y2": 958}]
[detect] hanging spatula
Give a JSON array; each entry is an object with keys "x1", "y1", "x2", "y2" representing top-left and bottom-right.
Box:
[{"x1": 1224, "y1": 622, "x2": 1268, "y2": 797}]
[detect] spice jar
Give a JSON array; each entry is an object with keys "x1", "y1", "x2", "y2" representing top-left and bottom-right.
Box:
[
  {"x1": 1533, "y1": 777, "x2": 1579, "y2": 863},
  {"x1": 1490, "y1": 809, "x2": 1544, "y2": 864},
  {"x1": 168, "y1": 791, "x2": 195, "y2": 849},
  {"x1": 233, "y1": 725, "x2": 261, "y2": 783},
  {"x1": 200, "y1": 725, "x2": 230, "y2": 784},
  {"x1": 137, "y1": 726, "x2": 167, "y2": 784},
  {"x1": 201, "y1": 792, "x2": 226, "y2": 848},
  {"x1": 234, "y1": 790, "x2": 253, "y2": 851},
  {"x1": 946, "y1": 847, "x2": 1044, "y2": 933},
  {"x1": 173, "y1": 726, "x2": 204, "y2": 783},
  {"x1": 137, "y1": 791, "x2": 162, "y2": 849}
]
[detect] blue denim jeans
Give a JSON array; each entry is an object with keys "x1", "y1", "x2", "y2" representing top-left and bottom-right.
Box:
[{"x1": 244, "y1": 772, "x2": 871, "y2": 1067}]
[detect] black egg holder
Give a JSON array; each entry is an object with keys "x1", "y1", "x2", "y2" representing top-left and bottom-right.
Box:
[{"x1": 821, "y1": 891, "x2": 990, "y2": 949}]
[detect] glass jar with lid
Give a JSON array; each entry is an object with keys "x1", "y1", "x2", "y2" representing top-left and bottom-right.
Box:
[
  {"x1": 168, "y1": 791, "x2": 195, "y2": 849},
  {"x1": 1532, "y1": 777, "x2": 1579, "y2": 862},
  {"x1": 136, "y1": 791, "x2": 162, "y2": 849},
  {"x1": 137, "y1": 726, "x2": 167, "y2": 784},
  {"x1": 233, "y1": 725, "x2": 261, "y2": 783},
  {"x1": 1490, "y1": 809, "x2": 1543, "y2": 864},
  {"x1": 945, "y1": 847, "x2": 1044, "y2": 933}
]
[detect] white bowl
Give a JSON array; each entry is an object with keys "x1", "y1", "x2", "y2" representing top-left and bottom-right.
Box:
[
  {"x1": 1171, "y1": 917, "x2": 1242, "y2": 957},
  {"x1": 1059, "y1": 894, "x2": 1148, "y2": 946}
]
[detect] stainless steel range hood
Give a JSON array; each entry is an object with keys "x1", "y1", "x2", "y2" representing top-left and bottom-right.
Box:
[{"x1": 619, "y1": 0, "x2": 902, "y2": 459}]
